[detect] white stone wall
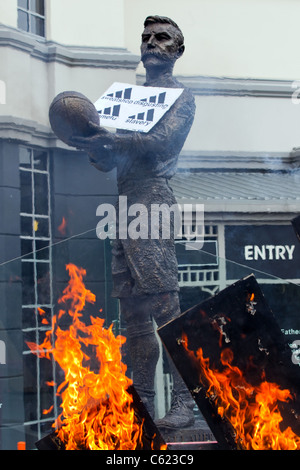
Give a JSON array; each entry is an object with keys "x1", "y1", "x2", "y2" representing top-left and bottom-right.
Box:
[{"x1": 1, "y1": 0, "x2": 300, "y2": 155}]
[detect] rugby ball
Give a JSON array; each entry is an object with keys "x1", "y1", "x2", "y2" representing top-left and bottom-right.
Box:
[{"x1": 49, "y1": 91, "x2": 100, "y2": 145}]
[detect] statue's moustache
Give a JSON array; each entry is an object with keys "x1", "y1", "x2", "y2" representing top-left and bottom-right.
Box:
[{"x1": 141, "y1": 50, "x2": 171, "y2": 62}]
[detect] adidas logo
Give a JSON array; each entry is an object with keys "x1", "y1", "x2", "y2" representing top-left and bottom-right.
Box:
[
  {"x1": 125, "y1": 92, "x2": 167, "y2": 126},
  {"x1": 106, "y1": 87, "x2": 132, "y2": 101},
  {"x1": 138, "y1": 91, "x2": 166, "y2": 105},
  {"x1": 98, "y1": 104, "x2": 121, "y2": 120},
  {"x1": 98, "y1": 87, "x2": 133, "y2": 121},
  {"x1": 127, "y1": 108, "x2": 155, "y2": 123}
]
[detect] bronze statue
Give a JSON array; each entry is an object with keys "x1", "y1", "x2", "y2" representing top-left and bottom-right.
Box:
[{"x1": 70, "y1": 15, "x2": 196, "y2": 429}]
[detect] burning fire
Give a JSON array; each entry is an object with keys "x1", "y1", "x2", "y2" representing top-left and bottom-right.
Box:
[
  {"x1": 182, "y1": 333, "x2": 300, "y2": 450},
  {"x1": 58, "y1": 216, "x2": 67, "y2": 236},
  {"x1": 27, "y1": 264, "x2": 144, "y2": 450}
]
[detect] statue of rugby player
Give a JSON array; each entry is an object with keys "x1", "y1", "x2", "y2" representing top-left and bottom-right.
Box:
[{"x1": 70, "y1": 15, "x2": 196, "y2": 429}]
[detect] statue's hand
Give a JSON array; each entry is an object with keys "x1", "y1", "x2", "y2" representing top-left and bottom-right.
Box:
[{"x1": 69, "y1": 121, "x2": 113, "y2": 150}]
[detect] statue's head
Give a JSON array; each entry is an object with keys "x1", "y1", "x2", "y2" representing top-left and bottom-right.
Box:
[{"x1": 141, "y1": 15, "x2": 185, "y2": 71}]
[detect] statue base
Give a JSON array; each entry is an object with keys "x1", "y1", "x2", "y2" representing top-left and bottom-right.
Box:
[{"x1": 159, "y1": 418, "x2": 220, "y2": 450}]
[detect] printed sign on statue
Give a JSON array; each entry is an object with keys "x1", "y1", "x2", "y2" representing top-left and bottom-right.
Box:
[{"x1": 94, "y1": 82, "x2": 183, "y2": 133}]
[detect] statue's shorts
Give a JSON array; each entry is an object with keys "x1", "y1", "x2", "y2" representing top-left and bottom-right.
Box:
[{"x1": 111, "y1": 178, "x2": 180, "y2": 298}]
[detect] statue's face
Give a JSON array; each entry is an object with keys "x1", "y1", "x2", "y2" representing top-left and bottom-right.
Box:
[{"x1": 141, "y1": 22, "x2": 183, "y2": 69}]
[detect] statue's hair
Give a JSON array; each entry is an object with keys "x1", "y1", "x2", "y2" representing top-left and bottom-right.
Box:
[{"x1": 144, "y1": 15, "x2": 184, "y2": 46}]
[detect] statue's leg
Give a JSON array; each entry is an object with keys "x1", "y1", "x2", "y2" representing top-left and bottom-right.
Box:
[
  {"x1": 151, "y1": 292, "x2": 195, "y2": 429},
  {"x1": 120, "y1": 296, "x2": 159, "y2": 419},
  {"x1": 122, "y1": 292, "x2": 194, "y2": 428},
  {"x1": 112, "y1": 197, "x2": 194, "y2": 426}
]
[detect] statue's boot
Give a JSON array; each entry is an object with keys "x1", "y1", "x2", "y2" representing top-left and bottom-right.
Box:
[
  {"x1": 154, "y1": 369, "x2": 195, "y2": 429},
  {"x1": 153, "y1": 318, "x2": 195, "y2": 429}
]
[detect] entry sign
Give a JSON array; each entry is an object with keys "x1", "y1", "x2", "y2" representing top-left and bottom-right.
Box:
[
  {"x1": 225, "y1": 225, "x2": 300, "y2": 279},
  {"x1": 94, "y1": 82, "x2": 183, "y2": 133}
]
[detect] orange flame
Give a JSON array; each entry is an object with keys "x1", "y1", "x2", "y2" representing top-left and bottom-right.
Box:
[
  {"x1": 58, "y1": 217, "x2": 67, "y2": 236},
  {"x1": 27, "y1": 263, "x2": 144, "y2": 450},
  {"x1": 182, "y1": 333, "x2": 300, "y2": 450}
]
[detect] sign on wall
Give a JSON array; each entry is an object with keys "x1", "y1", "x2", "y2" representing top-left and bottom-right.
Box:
[
  {"x1": 225, "y1": 225, "x2": 300, "y2": 280},
  {"x1": 94, "y1": 82, "x2": 183, "y2": 133}
]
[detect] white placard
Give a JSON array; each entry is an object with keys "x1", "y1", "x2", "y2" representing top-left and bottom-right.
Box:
[{"x1": 94, "y1": 82, "x2": 183, "y2": 133}]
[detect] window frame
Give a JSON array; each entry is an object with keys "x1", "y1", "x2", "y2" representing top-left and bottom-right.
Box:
[
  {"x1": 19, "y1": 146, "x2": 58, "y2": 446},
  {"x1": 17, "y1": 0, "x2": 46, "y2": 38}
]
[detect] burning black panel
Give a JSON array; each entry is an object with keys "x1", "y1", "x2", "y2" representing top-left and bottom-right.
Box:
[
  {"x1": 158, "y1": 275, "x2": 300, "y2": 450},
  {"x1": 35, "y1": 431, "x2": 65, "y2": 450},
  {"x1": 128, "y1": 385, "x2": 167, "y2": 450},
  {"x1": 35, "y1": 384, "x2": 166, "y2": 450}
]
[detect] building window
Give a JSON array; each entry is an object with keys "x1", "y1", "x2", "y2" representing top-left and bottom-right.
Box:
[
  {"x1": 177, "y1": 224, "x2": 220, "y2": 289},
  {"x1": 17, "y1": 0, "x2": 45, "y2": 38},
  {"x1": 19, "y1": 147, "x2": 57, "y2": 448}
]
